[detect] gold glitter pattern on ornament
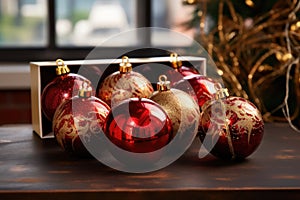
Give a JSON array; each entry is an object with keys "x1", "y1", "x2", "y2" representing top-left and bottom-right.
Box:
[
  {"x1": 151, "y1": 75, "x2": 200, "y2": 138},
  {"x1": 98, "y1": 71, "x2": 154, "y2": 106},
  {"x1": 53, "y1": 113, "x2": 77, "y2": 151}
]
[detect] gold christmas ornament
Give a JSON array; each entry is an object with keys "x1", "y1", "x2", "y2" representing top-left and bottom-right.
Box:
[{"x1": 150, "y1": 75, "x2": 200, "y2": 138}]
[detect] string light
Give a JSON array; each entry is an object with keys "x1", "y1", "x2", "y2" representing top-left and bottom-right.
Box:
[{"x1": 245, "y1": 0, "x2": 255, "y2": 7}]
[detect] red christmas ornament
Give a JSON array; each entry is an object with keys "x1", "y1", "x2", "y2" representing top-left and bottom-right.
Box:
[
  {"x1": 198, "y1": 84, "x2": 264, "y2": 160},
  {"x1": 53, "y1": 81, "x2": 110, "y2": 157},
  {"x1": 41, "y1": 59, "x2": 93, "y2": 121},
  {"x1": 166, "y1": 53, "x2": 200, "y2": 86},
  {"x1": 104, "y1": 98, "x2": 173, "y2": 153},
  {"x1": 97, "y1": 56, "x2": 154, "y2": 107},
  {"x1": 174, "y1": 74, "x2": 217, "y2": 109}
]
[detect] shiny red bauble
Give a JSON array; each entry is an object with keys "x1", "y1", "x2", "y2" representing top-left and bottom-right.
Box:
[
  {"x1": 174, "y1": 74, "x2": 217, "y2": 108},
  {"x1": 198, "y1": 96, "x2": 264, "y2": 160},
  {"x1": 53, "y1": 94, "x2": 110, "y2": 157},
  {"x1": 104, "y1": 98, "x2": 173, "y2": 153},
  {"x1": 41, "y1": 59, "x2": 93, "y2": 121}
]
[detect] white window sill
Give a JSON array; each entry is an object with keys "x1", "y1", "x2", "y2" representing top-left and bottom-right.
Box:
[{"x1": 0, "y1": 64, "x2": 30, "y2": 90}]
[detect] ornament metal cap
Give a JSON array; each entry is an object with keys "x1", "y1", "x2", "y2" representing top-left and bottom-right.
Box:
[
  {"x1": 170, "y1": 53, "x2": 182, "y2": 69},
  {"x1": 157, "y1": 75, "x2": 171, "y2": 91},
  {"x1": 55, "y1": 59, "x2": 70, "y2": 75},
  {"x1": 78, "y1": 81, "x2": 92, "y2": 98},
  {"x1": 200, "y1": 83, "x2": 229, "y2": 112},
  {"x1": 119, "y1": 56, "x2": 132, "y2": 74},
  {"x1": 214, "y1": 83, "x2": 229, "y2": 100}
]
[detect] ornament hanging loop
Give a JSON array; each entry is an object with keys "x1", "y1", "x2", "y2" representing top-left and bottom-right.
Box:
[
  {"x1": 214, "y1": 83, "x2": 229, "y2": 100},
  {"x1": 119, "y1": 56, "x2": 132, "y2": 73},
  {"x1": 55, "y1": 58, "x2": 70, "y2": 75},
  {"x1": 170, "y1": 53, "x2": 182, "y2": 69},
  {"x1": 56, "y1": 59, "x2": 65, "y2": 67},
  {"x1": 159, "y1": 75, "x2": 168, "y2": 83},
  {"x1": 157, "y1": 75, "x2": 171, "y2": 91}
]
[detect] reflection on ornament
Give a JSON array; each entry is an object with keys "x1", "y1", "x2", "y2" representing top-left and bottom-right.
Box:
[
  {"x1": 104, "y1": 98, "x2": 173, "y2": 153},
  {"x1": 150, "y1": 75, "x2": 200, "y2": 138},
  {"x1": 174, "y1": 74, "x2": 217, "y2": 109},
  {"x1": 97, "y1": 56, "x2": 154, "y2": 107},
  {"x1": 53, "y1": 81, "x2": 110, "y2": 157},
  {"x1": 41, "y1": 59, "x2": 93, "y2": 121},
  {"x1": 199, "y1": 84, "x2": 264, "y2": 160}
]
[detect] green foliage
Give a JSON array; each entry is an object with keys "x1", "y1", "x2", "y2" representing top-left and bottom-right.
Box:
[{"x1": 71, "y1": 11, "x2": 89, "y2": 25}]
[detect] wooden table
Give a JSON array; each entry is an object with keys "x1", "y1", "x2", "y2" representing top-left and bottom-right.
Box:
[{"x1": 0, "y1": 123, "x2": 300, "y2": 199}]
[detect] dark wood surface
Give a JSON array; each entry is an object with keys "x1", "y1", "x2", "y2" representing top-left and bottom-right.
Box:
[{"x1": 0, "y1": 123, "x2": 300, "y2": 200}]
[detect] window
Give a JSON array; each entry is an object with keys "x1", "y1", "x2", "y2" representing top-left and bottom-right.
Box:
[
  {"x1": 0, "y1": 0, "x2": 196, "y2": 62},
  {"x1": 151, "y1": 0, "x2": 195, "y2": 46},
  {"x1": 0, "y1": 0, "x2": 47, "y2": 46},
  {"x1": 56, "y1": 0, "x2": 138, "y2": 46}
]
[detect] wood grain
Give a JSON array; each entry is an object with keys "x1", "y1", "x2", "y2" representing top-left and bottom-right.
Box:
[{"x1": 0, "y1": 123, "x2": 300, "y2": 199}]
